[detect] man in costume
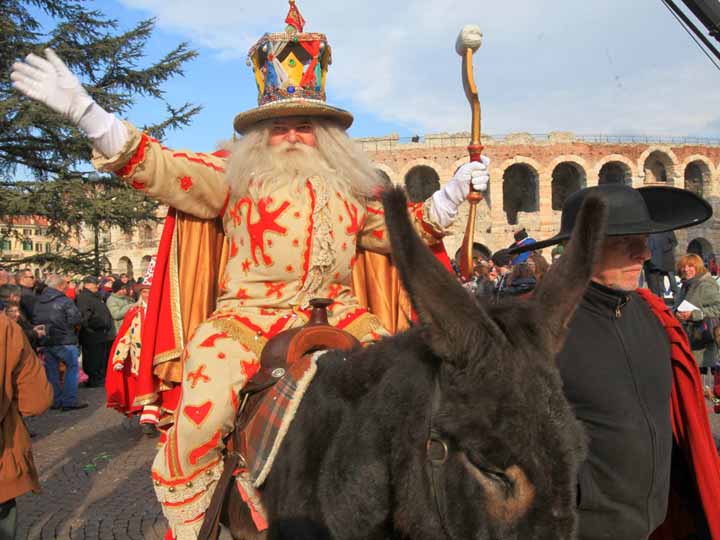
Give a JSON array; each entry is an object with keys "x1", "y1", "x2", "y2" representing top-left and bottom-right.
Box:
[
  {"x1": 10, "y1": 2, "x2": 490, "y2": 537},
  {"x1": 105, "y1": 257, "x2": 160, "y2": 437},
  {"x1": 510, "y1": 183, "x2": 720, "y2": 540}
]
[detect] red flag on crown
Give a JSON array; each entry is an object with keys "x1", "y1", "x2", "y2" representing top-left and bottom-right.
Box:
[{"x1": 285, "y1": 0, "x2": 305, "y2": 33}]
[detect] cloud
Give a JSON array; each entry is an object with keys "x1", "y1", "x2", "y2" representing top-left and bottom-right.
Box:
[{"x1": 118, "y1": 0, "x2": 720, "y2": 137}]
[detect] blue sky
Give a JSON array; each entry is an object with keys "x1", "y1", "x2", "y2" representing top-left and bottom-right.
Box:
[{"x1": 79, "y1": 0, "x2": 720, "y2": 152}]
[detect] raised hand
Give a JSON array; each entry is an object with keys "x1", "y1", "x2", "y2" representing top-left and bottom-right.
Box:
[
  {"x1": 11, "y1": 49, "x2": 94, "y2": 125},
  {"x1": 442, "y1": 157, "x2": 491, "y2": 204},
  {"x1": 429, "y1": 156, "x2": 491, "y2": 228}
]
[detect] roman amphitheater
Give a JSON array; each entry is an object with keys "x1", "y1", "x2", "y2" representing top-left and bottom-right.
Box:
[{"x1": 107, "y1": 131, "x2": 720, "y2": 277}]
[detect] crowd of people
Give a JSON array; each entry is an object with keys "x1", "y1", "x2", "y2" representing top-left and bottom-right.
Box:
[
  {"x1": 457, "y1": 234, "x2": 551, "y2": 301},
  {"x1": 0, "y1": 269, "x2": 147, "y2": 410}
]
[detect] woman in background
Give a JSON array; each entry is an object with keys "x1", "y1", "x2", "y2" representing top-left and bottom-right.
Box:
[{"x1": 674, "y1": 253, "x2": 720, "y2": 398}]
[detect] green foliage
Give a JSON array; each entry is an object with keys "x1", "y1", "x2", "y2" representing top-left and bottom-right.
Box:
[
  {"x1": 2, "y1": 250, "x2": 101, "y2": 275},
  {"x1": 1, "y1": 0, "x2": 201, "y2": 180},
  {"x1": 0, "y1": 0, "x2": 199, "y2": 273}
]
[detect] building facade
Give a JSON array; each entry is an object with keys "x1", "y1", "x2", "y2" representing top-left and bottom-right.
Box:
[
  {"x1": 100, "y1": 219, "x2": 163, "y2": 279},
  {"x1": 0, "y1": 217, "x2": 65, "y2": 276},
  {"x1": 362, "y1": 131, "x2": 720, "y2": 262}
]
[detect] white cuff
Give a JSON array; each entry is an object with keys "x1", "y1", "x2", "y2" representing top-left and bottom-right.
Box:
[
  {"x1": 429, "y1": 189, "x2": 458, "y2": 229},
  {"x1": 78, "y1": 103, "x2": 129, "y2": 158}
]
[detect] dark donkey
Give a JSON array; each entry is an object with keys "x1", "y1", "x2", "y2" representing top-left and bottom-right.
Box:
[{"x1": 225, "y1": 187, "x2": 608, "y2": 540}]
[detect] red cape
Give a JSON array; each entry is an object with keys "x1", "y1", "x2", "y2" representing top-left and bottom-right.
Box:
[
  {"x1": 133, "y1": 208, "x2": 182, "y2": 416},
  {"x1": 638, "y1": 289, "x2": 720, "y2": 540}
]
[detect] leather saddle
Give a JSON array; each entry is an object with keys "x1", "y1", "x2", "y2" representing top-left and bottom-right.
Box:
[{"x1": 199, "y1": 298, "x2": 361, "y2": 540}]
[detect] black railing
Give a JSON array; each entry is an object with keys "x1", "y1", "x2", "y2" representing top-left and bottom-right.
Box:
[{"x1": 357, "y1": 133, "x2": 720, "y2": 148}]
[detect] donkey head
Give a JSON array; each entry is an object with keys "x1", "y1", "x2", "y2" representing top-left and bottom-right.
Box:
[{"x1": 382, "y1": 187, "x2": 607, "y2": 540}]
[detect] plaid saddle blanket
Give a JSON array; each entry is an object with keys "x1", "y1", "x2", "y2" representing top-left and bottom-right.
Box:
[{"x1": 240, "y1": 351, "x2": 319, "y2": 487}]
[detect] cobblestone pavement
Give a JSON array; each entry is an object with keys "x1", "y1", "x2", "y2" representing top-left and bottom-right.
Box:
[
  {"x1": 14, "y1": 380, "x2": 720, "y2": 540},
  {"x1": 17, "y1": 386, "x2": 166, "y2": 540}
]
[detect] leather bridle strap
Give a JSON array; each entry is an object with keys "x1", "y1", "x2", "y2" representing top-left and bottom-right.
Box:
[{"x1": 426, "y1": 376, "x2": 452, "y2": 539}]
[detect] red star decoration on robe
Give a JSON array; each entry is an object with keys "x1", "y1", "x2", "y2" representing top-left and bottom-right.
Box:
[
  {"x1": 265, "y1": 282, "x2": 286, "y2": 299},
  {"x1": 187, "y1": 364, "x2": 211, "y2": 389},
  {"x1": 236, "y1": 198, "x2": 290, "y2": 266},
  {"x1": 229, "y1": 200, "x2": 243, "y2": 226},
  {"x1": 343, "y1": 200, "x2": 362, "y2": 236},
  {"x1": 235, "y1": 288, "x2": 248, "y2": 300},
  {"x1": 178, "y1": 176, "x2": 193, "y2": 192}
]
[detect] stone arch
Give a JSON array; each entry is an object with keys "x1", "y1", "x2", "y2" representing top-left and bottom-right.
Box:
[
  {"x1": 639, "y1": 147, "x2": 679, "y2": 185},
  {"x1": 372, "y1": 163, "x2": 397, "y2": 187},
  {"x1": 687, "y1": 237, "x2": 714, "y2": 264},
  {"x1": 139, "y1": 255, "x2": 152, "y2": 277},
  {"x1": 140, "y1": 224, "x2": 154, "y2": 242},
  {"x1": 502, "y1": 161, "x2": 540, "y2": 225},
  {"x1": 117, "y1": 256, "x2": 133, "y2": 278},
  {"x1": 681, "y1": 155, "x2": 714, "y2": 197},
  {"x1": 593, "y1": 154, "x2": 636, "y2": 186},
  {"x1": 403, "y1": 164, "x2": 441, "y2": 203},
  {"x1": 598, "y1": 162, "x2": 632, "y2": 186},
  {"x1": 101, "y1": 256, "x2": 112, "y2": 274},
  {"x1": 550, "y1": 160, "x2": 587, "y2": 210},
  {"x1": 398, "y1": 159, "x2": 444, "y2": 183}
]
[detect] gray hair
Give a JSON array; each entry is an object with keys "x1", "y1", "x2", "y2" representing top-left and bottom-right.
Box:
[
  {"x1": 46, "y1": 273, "x2": 66, "y2": 289},
  {"x1": 0, "y1": 284, "x2": 21, "y2": 302}
]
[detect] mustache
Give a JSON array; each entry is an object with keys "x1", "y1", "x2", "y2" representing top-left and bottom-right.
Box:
[{"x1": 270, "y1": 141, "x2": 314, "y2": 155}]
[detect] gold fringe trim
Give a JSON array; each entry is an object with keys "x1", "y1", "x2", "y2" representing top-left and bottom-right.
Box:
[
  {"x1": 341, "y1": 311, "x2": 385, "y2": 341},
  {"x1": 210, "y1": 318, "x2": 267, "y2": 358}
]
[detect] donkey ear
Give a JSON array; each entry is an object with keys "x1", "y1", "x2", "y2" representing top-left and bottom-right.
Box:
[
  {"x1": 532, "y1": 194, "x2": 608, "y2": 353},
  {"x1": 381, "y1": 188, "x2": 504, "y2": 365}
]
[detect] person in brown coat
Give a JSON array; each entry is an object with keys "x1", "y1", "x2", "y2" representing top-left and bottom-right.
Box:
[{"x1": 0, "y1": 312, "x2": 53, "y2": 539}]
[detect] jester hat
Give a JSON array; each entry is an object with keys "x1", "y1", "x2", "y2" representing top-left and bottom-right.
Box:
[{"x1": 234, "y1": 0, "x2": 353, "y2": 134}]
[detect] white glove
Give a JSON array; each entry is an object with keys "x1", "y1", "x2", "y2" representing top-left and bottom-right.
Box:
[
  {"x1": 11, "y1": 49, "x2": 128, "y2": 157},
  {"x1": 429, "y1": 157, "x2": 490, "y2": 228},
  {"x1": 11, "y1": 49, "x2": 95, "y2": 125},
  {"x1": 113, "y1": 362, "x2": 125, "y2": 372}
]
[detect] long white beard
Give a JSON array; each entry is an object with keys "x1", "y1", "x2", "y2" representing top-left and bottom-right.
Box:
[{"x1": 227, "y1": 141, "x2": 340, "y2": 199}]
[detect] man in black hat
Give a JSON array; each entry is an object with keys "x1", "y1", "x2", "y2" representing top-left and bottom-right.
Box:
[
  {"x1": 510, "y1": 183, "x2": 720, "y2": 540},
  {"x1": 508, "y1": 226, "x2": 535, "y2": 265},
  {"x1": 76, "y1": 276, "x2": 115, "y2": 388}
]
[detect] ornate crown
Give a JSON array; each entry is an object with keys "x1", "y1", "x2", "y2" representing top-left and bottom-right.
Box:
[{"x1": 233, "y1": 0, "x2": 353, "y2": 133}]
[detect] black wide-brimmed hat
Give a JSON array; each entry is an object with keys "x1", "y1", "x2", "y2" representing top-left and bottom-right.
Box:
[{"x1": 509, "y1": 184, "x2": 713, "y2": 255}]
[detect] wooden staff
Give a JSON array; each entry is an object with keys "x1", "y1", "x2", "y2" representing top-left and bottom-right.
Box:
[{"x1": 456, "y1": 25, "x2": 484, "y2": 281}]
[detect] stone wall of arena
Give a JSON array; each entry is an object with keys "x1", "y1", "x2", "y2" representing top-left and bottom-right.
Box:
[{"x1": 362, "y1": 132, "x2": 720, "y2": 263}]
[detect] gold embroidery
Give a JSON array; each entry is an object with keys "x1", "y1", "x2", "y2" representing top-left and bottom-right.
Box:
[
  {"x1": 169, "y1": 226, "x2": 185, "y2": 350},
  {"x1": 154, "y1": 348, "x2": 183, "y2": 366}
]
